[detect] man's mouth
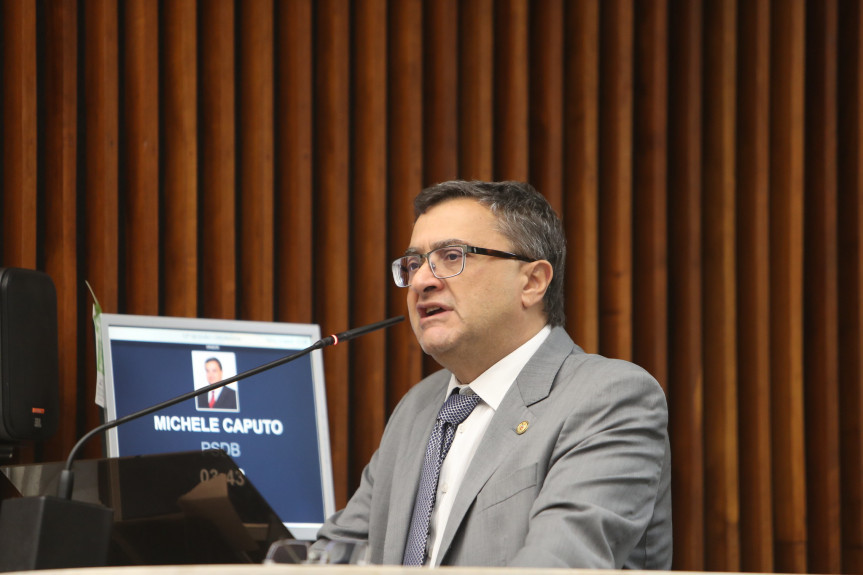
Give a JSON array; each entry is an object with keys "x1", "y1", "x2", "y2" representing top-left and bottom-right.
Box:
[{"x1": 420, "y1": 305, "x2": 447, "y2": 318}]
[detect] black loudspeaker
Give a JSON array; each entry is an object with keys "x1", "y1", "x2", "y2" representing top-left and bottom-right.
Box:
[{"x1": 0, "y1": 268, "x2": 59, "y2": 442}]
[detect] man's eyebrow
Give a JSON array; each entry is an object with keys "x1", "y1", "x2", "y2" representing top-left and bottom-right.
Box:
[{"x1": 403, "y1": 239, "x2": 465, "y2": 256}]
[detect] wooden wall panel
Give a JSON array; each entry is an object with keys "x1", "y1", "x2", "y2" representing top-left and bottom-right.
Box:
[
  {"x1": 275, "y1": 0, "x2": 313, "y2": 324},
  {"x1": 3, "y1": 1, "x2": 863, "y2": 571},
  {"x1": 633, "y1": 0, "x2": 668, "y2": 388},
  {"x1": 838, "y1": 3, "x2": 863, "y2": 573},
  {"x1": 702, "y1": 0, "x2": 739, "y2": 570},
  {"x1": 200, "y1": 0, "x2": 236, "y2": 320},
  {"x1": 737, "y1": 0, "x2": 774, "y2": 571},
  {"x1": 82, "y1": 0, "x2": 120, "y2": 456},
  {"x1": 41, "y1": 0, "x2": 79, "y2": 463},
  {"x1": 667, "y1": 0, "x2": 704, "y2": 569},
  {"x1": 351, "y1": 0, "x2": 388, "y2": 489},
  {"x1": 529, "y1": 0, "x2": 564, "y2": 212},
  {"x1": 122, "y1": 0, "x2": 159, "y2": 316},
  {"x1": 459, "y1": 0, "x2": 493, "y2": 180},
  {"x1": 423, "y1": 0, "x2": 458, "y2": 185},
  {"x1": 563, "y1": 0, "x2": 599, "y2": 354},
  {"x1": 238, "y1": 0, "x2": 275, "y2": 322},
  {"x1": 315, "y1": 0, "x2": 351, "y2": 505},
  {"x1": 804, "y1": 2, "x2": 842, "y2": 572},
  {"x1": 494, "y1": 0, "x2": 529, "y2": 181},
  {"x1": 598, "y1": 0, "x2": 633, "y2": 361},
  {"x1": 2, "y1": 0, "x2": 37, "y2": 268},
  {"x1": 388, "y1": 0, "x2": 425, "y2": 407},
  {"x1": 162, "y1": 0, "x2": 198, "y2": 318},
  {"x1": 770, "y1": 1, "x2": 808, "y2": 571}
]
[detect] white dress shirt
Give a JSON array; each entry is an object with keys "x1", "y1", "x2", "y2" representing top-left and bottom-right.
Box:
[{"x1": 426, "y1": 325, "x2": 552, "y2": 566}]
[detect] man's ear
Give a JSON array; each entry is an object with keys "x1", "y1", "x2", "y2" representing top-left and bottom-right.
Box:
[{"x1": 521, "y1": 260, "x2": 553, "y2": 309}]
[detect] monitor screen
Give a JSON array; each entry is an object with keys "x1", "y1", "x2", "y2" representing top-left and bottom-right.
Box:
[{"x1": 99, "y1": 313, "x2": 336, "y2": 540}]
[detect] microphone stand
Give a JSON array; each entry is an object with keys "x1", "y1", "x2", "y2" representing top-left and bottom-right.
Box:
[{"x1": 0, "y1": 315, "x2": 404, "y2": 572}]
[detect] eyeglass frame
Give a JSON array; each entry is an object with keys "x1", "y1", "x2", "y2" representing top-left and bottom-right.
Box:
[{"x1": 391, "y1": 244, "x2": 536, "y2": 287}]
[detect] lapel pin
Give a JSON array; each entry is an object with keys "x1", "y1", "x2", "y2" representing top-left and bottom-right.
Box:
[{"x1": 516, "y1": 421, "x2": 529, "y2": 435}]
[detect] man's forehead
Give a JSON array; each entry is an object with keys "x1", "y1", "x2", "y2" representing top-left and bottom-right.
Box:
[{"x1": 408, "y1": 200, "x2": 499, "y2": 247}]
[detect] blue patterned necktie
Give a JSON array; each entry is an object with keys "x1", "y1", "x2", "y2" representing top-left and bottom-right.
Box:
[{"x1": 402, "y1": 389, "x2": 481, "y2": 566}]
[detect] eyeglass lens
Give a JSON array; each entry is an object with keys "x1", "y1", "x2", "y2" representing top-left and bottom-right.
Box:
[{"x1": 394, "y1": 246, "x2": 466, "y2": 287}]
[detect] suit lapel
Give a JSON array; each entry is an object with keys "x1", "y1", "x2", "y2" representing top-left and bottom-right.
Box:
[
  {"x1": 434, "y1": 328, "x2": 577, "y2": 564},
  {"x1": 382, "y1": 388, "x2": 445, "y2": 564}
]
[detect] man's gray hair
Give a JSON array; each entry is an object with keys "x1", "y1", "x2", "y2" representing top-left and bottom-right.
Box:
[{"x1": 414, "y1": 180, "x2": 566, "y2": 327}]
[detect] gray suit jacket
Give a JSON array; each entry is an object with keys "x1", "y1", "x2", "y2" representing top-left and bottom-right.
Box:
[{"x1": 316, "y1": 327, "x2": 672, "y2": 568}]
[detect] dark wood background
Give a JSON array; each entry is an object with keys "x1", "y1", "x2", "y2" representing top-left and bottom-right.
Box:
[{"x1": 1, "y1": 0, "x2": 860, "y2": 572}]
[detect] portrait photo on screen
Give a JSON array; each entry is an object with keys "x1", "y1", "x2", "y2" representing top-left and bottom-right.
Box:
[{"x1": 193, "y1": 350, "x2": 240, "y2": 412}]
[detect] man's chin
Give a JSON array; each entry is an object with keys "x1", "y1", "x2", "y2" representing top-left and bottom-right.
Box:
[{"x1": 417, "y1": 332, "x2": 456, "y2": 359}]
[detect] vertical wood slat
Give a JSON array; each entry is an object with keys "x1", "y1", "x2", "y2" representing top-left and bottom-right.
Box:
[
  {"x1": 770, "y1": 1, "x2": 809, "y2": 571},
  {"x1": 315, "y1": 0, "x2": 352, "y2": 507},
  {"x1": 351, "y1": 0, "x2": 389, "y2": 490},
  {"x1": 2, "y1": 0, "x2": 38, "y2": 268},
  {"x1": 238, "y1": 0, "x2": 274, "y2": 322},
  {"x1": 737, "y1": 0, "x2": 775, "y2": 571},
  {"x1": 494, "y1": 0, "x2": 529, "y2": 181},
  {"x1": 41, "y1": 0, "x2": 79, "y2": 463},
  {"x1": 82, "y1": 0, "x2": 120, "y2": 456},
  {"x1": 632, "y1": 0, "x2": 668, "y2": 389},
  {"x1": 123, "y1": 0, "x2": 159, "y2": 315},
  {"x1": 838, "y1": 3, "x2": 863, "y2": 572},
  {"x1": 386, "y1": 0, "x2": 426, "y2": 406},
  {"x1": 804, "y1": 2, "x2": 842, "y2": 572},
  {"x1": 200, "y1": 0, "x2": 236, "y2": 319},
  {"x1": 423, "y1": 0, "x2": 458, "y2": 184},
  {"x1": 417, "y1": 0, "x2": 454, "y2": 387},
  {"x1": 598, "y1": 0, "x2": 633, "y2": 361},
  {"x1": 563, "y1": 0, "x2": 600, "y2": 354},
  {"x1": 417, "y1": 0, "x2": 450, "y2": 378},
  {"x1": 459, "y1": 0, "x2": 494, "y2": 180},
  {"x1": 702, "y1": 0, "x2": 740, "y2": 570},
  {"x1": 529, "y1": 0, "x2": 564, "y2": 212},
  {"x1": 162, "y1": 0, "x2": 198, "y2": 318},
  {"x1": 275, "y1": 0, "x2": 313, "y2": 324},
  {"x1": 667, "y1": 0, "x2": 704, "y2": 569}
]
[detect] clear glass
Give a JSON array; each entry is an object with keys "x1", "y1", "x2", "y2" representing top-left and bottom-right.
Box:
[
  {"x1": 263, "y1": 539, "x2": 370, "y2": 566},
  {"x1": 263, "y1": 539, "x2": 309, "y2": 565}
]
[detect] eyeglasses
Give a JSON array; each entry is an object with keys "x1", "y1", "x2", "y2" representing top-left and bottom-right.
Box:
[{"x1": 391, "y1": 244, "x2": 535, "y2": 287}]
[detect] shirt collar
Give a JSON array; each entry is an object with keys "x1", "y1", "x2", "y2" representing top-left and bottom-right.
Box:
[{"x1": 446, "y1": 325, "x2": 552, "y2": 410}]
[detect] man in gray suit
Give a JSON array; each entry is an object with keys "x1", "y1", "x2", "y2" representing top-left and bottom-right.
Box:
[{"x1": 315, "y1": 180, "x2": 672, "y2": 568}]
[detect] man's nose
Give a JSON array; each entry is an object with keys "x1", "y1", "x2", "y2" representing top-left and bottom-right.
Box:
[{"x1": 409, "y1": 259, "x2": 441, "y2": 291}]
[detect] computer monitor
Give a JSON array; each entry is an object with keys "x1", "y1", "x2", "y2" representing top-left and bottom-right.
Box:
[{"x1": 99, "y1": 313, "x2": 336, "y2": 540}]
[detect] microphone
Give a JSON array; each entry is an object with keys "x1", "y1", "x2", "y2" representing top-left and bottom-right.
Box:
[{"x1": 0, "y1": 315, "x2": 404, "y2": 571}]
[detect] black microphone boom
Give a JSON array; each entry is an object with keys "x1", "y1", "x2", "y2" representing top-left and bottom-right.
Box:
[{"x1": 57, "y1": 314, "x2": 404, "y2": 499}]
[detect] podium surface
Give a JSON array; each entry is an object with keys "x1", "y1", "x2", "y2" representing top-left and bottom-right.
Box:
[
  {"x1": 0, "y1": 567, "x2": 679, "y2": 575},
  {"x1": 0, "y1": 566, "x2": 775, "y2": 575}
]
